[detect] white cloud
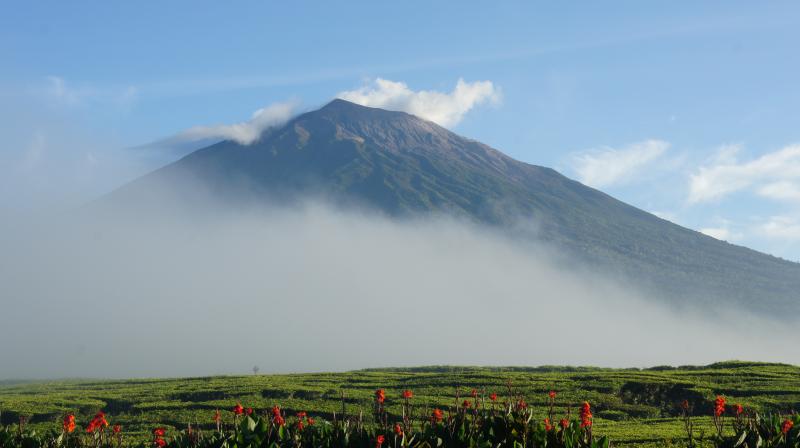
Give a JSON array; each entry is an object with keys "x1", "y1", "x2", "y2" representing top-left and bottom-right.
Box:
[
  {"x1": 337, "y1": 78, "x2": 500, "y2": 127},
  {"x1": 173, "y1": 100, "x2": 299, "y2": 145},
  {"x1": 569, "y1": 140, "x2": 670, "y2": 188},
  {"x1": 759, "y1": 216, "x2": 800, "y2": 241},
  {"x1": 757, "y1": 181, "x2": 800, "y2": 201},
  {"x1": 688, "y1": 144, "x2": 800, "y2": 203},
  {"x1": 700, "y1": 227, "x2": 731, "y2": 241}
]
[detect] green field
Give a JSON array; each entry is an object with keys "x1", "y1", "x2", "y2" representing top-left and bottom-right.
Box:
[{"x1": 1, "y1": 361, "x2": 798, "y2": 447}]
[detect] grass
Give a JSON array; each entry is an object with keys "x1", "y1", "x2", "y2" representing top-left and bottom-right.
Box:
[{"x1": 1, "y1": 361, "x2": 798, "y2": 447}]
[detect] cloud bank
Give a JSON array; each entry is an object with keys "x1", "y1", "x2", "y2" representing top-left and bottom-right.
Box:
[
  {"x1": 337, "y1": 78, "x2": 500, "y2": 127},
  {"x1": 0, "y1": 195, "x2": 795, "y2": 379},
  {"x1": 570, "y1": 140, "x2": 670, "y2": 188}
]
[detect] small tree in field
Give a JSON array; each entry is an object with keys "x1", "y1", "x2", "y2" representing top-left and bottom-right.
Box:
[{"x1": 252, "y1": 365, "x2": 260, "y2": 375}]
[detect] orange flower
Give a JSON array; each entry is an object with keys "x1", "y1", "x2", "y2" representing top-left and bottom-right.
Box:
[
  {"x1": 63, "y1": 415, "x2": 76, "y2": 433},
  {"x1": 232, "y1": 404, "x2": 244, "y2": 415},
  {"x1": 401, "y1": 389, "x2": 413, "y2": 399},
  {"x1": 714, "y1": 396, "x2": 726, "y2": 417},
  {"x1": 393, "y1": 423, "x2": 403, "y2": 436},
  {"x1": 432, "y1": 408, "x2": 444, "y2": 423},
  {"x1": 375, "y1": 389, "x2": 386, "y2": 404},
  {"x1": 489, "y1": 393, "x2": 497, "y2": 401},
  {"x1": 580, "y1": 402, "x2": 593, "y2": 428},
  {"x1": 375, "y1": 435, "x2": 385, "y2": 447},
  {"x1": 782, "y1": 419, "x2": 794, "y2": 435},
  {"x1": 549, "y1": 391, "x2": 557, "y2": 400}
]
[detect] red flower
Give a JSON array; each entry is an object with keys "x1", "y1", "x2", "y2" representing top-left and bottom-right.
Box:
[
  {"x1": 232, "y1": 404, "x2": 244, "y2": 415},
  {"x1": 782, "y1": 419, "x2": 794, "y2": 435},
  {"x1": 375, "y1": 389, "x2": 386, "y2": 404},
  {"x1": 560, "y1": 419, "x2": 569, "y2": 429},
  {"x1": 296, "y1": 411, "x2": 307, "y2": 419},
  {"x1": 489, "y1": 393, "x2": 497, "y2": 401},
  {"x1": 714, "y1": 396, "x2": 726, "y2": 417},
  {"x1": 394, "y1": 423, "x2": 403, "y2": 436},
  {"x1": 273, "y1": 415, "x2": 285, "y2": 426},
  {"x1": 549, "y1": 391, "x2": 557, "y2": 400},
  {"x1": 544, "y1": 418, "x2": 553, "y2": 431},
  {"x1": 580, "y1": 402, "x2": 593, "y2": 428},
  {"x1": 462, "y1": 400, "x2": 472, "y2": 409},
  {"x1": 470, "y1": 389, "x2": 478, "y2": 398},
  {"x1": 681, "y1": 400, "x2": 689, "y2": 410},
  {"x1": 517, "y1": 399, "x2": 528, "y2": 410},
  {"x1": 213, "y1": 410, "x2": 221, "y2": 423},
  {"x1": 63, "y1": 415, "x2": 76, "y2": 433},
  {"x1": 735, "y1": 404, "x2": 744, "y2": 416},
  {"x1": 86, "y1": 412, "x2": 109, "y2": 433},
  {"x1": 113, "y1": 424, "x2": 121, "y2": 434},
  {"x1": 153, "y1": 428, "x2": 166, "y2": 437},
  {"x1": 272, "y1": 406, "x2": 281, "y2": 418},
  {"x1": 306, "y1": 417, "x2": 315, "y2": 426},
  {"x1": 154, "y1": 438, "x2": 166, "y2": 448},
  {"x1": 245, "y1": 407, "x2": 253, "y2": 416},
  {"x1": 296, "y1": 420, "x2": 304, "y2": 431},
  {"x1": 375, "y1": 435, "x2": 385, "y2": 447},
  {"x1": 402, "y1": 389, "x2": 413, "y2": 399},
  {"x1": 432, "y1": 408, "x2": 444, "y2": 423}
]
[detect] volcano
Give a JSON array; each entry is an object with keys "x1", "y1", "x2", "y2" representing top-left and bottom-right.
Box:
[{"x1": 112, "y1": 99, "x2": 800, "y2": 315}]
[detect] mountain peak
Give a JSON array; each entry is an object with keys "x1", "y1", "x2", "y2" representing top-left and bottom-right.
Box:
[{"x1": 315, "y1": 98, "x2": 419, "y2": 124}]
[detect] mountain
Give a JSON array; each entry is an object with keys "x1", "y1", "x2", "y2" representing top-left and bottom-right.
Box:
[{"x1": 112, "y1": 99, "x2": 800, "y2": 314}]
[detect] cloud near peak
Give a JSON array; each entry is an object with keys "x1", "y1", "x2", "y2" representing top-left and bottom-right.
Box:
[
  {"x1": 337, "y1": 78, "x2": 501, "y2": 127},
  {"x1": 173, "y1": 100, "x2": 299, "y2": 146}
]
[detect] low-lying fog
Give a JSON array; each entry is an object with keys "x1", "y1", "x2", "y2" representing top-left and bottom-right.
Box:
[{"x1": 0, "y1": 195, "x2": 797, "y2": 379}]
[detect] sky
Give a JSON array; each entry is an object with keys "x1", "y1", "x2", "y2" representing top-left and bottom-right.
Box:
[{"x1": 2, "y1": 1, "x2": 800, "y2": 260}]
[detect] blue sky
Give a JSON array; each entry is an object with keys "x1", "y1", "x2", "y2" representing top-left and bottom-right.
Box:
[{"x1": 2, "y1": 1, "x2": 800, "y2": 260}]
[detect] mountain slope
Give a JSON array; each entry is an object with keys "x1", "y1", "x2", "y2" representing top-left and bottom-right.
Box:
[{"x1": 113, "y1": 99, "x2": 800, "y2": 314}]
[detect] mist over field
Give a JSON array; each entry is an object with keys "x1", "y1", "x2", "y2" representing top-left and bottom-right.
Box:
[{"x1": 0, "y1": 189, "x2": 796, "y2": 380}]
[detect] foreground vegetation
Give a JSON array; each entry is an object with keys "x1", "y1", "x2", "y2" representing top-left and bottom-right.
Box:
[{"x1": 1, "y1": 362, "x2": 798, "y2": 447}]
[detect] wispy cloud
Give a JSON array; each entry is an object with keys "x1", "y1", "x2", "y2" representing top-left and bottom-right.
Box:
[
  {"x1": 158, "y1": 100, "x2": 299, "y2": 147},
  {"x1": 757, "y1": 181, "x2": 800, "y2": 202},
  {"x1": 688, "y1": 144, "x2": 800, "y2": 203},
  {"x1": 569, "y1": 140, "x2": 670, "y2": 189},
  {"x1": 699, "y1": 219, "x2": 741, "y2": 242},
  {"x1": 759, "y1": 215, "x2": 800, "y2": 241},
  {"x1": 337, "y1": 78, "x2": 500, "y2": 127}
]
